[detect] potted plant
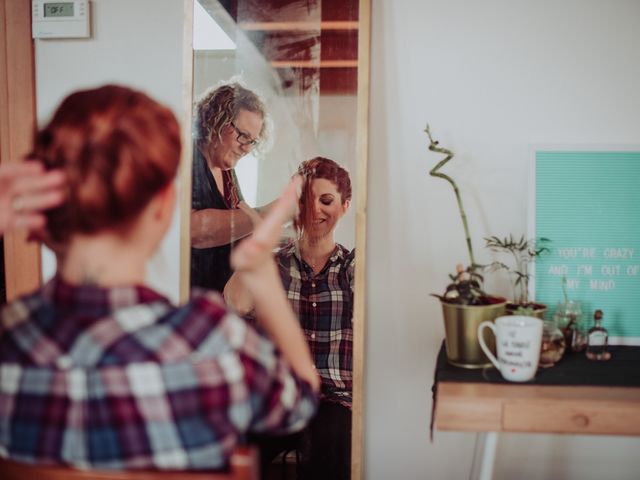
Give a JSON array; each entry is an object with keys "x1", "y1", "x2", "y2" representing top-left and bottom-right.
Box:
[
  {"x1": 426, "y1": 125, "x2": 507, "y2": 368},
  {"x1": 484, "y1": 234, "x2": 550, "y2": 318}
]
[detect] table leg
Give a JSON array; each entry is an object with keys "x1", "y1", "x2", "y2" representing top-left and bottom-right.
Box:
[{"x1": 469, "y1": 432, "x2": 498, "y2": 480}]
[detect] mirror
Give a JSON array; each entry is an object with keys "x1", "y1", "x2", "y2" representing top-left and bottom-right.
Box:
[{"x1": 180, "y1": 0, "x2": 369, "y2": 478}]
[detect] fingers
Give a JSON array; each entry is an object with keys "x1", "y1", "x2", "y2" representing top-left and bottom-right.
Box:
[
  {"x1": 230, "y1": 176, "x2": 301, "y2": 274},
  {"x1": 0, "y1": 161, "x2": 66, "y2": 235},
  {"x1": 238, "y1": 201, "x2": 262, "y2": 227},
  {"x1": 230, "y1": 241, "x2": 273, "y2": 276},
  {"x1": 11, "y1": 168, "x2": 66, "y2": 200},
  {"x1": 14, "y1": 189, "x2": 66, "y2": 214},
  {"x1": 4, "y1": 163, "x2": 66, "y2": 211},
  {"x1": 0, "y1": 161, "x2": 45, "y2": 179},
  {"x1": 251, "y1": 176, "x2": 301, "y2": 246}
]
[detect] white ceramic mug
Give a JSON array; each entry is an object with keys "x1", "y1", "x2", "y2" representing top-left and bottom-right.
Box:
[{"x1": 477, "y1": 315, "x2": 543, "y2": 382}]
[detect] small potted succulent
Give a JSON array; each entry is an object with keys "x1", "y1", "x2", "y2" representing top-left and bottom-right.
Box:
[
  {"x1": 426, "y1": 125, "x2": 506, "y2": 368},
  {"x1": 484, "y1": 234, "x2": 550, "y2": 318}
]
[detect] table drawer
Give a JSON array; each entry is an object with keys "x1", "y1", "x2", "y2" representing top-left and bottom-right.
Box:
[{"x1": 503, "y1": 400, "x2": 640, "y2": 435}]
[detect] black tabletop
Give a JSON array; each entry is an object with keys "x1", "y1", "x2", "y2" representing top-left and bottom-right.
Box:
[{"x1": 434, "y1": 341, "x2": 640, "y2": 386}]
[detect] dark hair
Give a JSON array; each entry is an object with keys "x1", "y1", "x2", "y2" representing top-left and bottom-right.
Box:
[
  {"x1": 194, "y1": 82, "x2": 268, "y2": 148},
  {"x1": 31, "y1": 84, "x2": 181, "y2": 242},
  {"x1": 295, "y1": 157, "x2": 352, "y2": 233}
]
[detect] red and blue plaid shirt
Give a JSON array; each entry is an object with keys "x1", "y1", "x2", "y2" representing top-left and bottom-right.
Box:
[
  {"x1": 275, "y1": 242, "x2": 354, "y2": 408},
  {"x1": 0, "y1": 276, "x2": 317, "y2": 470}
]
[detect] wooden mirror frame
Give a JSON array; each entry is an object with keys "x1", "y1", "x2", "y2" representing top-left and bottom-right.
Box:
[
  {"x1": 2, "y1": 1, "x2": 369, "y2": 477},
  {"x1": 0, "y1": 0, "x2": 42, "y2": 301},
  {"x1": 177, "y1": 1, "x2": 370, "y2": 479}
]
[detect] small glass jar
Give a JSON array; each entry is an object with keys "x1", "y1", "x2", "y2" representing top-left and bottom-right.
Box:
[
  {"x1": 539, "y1": 319, "x2": 566, "y2": 368},
  {"x1": 571, "y1": 316, "x2": 588, "y2": 352},
  {"x1": 553, "y1": 300, "x2": 583, "y2": 353}
]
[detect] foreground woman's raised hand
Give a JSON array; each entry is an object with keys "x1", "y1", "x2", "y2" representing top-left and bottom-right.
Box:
[
  {"x1": 230, "y1": 176, "x2": 320, "y2": 392},
  {"x1": 0, "y1": 161, "x2": 65, "y2": 235}
]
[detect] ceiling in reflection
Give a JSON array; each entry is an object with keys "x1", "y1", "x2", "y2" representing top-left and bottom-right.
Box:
[{"x1": 213, "y1": 0, "x2": 359, "y2": 94}]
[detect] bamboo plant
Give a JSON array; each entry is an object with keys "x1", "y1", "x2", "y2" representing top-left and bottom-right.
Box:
[{"x1": 426, "y1": 125, "x2": 490, "y2": 305}]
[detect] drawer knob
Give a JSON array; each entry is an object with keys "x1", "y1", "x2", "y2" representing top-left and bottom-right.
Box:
[{"x1": 572, "y1": 414, "x2": 590, "y2": 427}]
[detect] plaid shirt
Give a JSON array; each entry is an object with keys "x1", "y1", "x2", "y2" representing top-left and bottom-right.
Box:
[
  {"x1": 275, "y1": 242, "x2": 354, "y2": 408},
  {"x1": 0, "y1": 276, "x2": 317, "y2": 470}
]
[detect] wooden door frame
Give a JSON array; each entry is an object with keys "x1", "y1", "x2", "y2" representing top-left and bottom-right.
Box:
[{"x1": 0, "y1": 0, "x2": 41, "y2": 301}]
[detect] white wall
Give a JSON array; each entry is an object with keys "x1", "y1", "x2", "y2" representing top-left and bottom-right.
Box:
[
  {"x1": 365, "y1": 1, "x2": 640, "y2": 479},
  {"x1": 35, "y1": 0, "x2": 184, "y2": 302}
]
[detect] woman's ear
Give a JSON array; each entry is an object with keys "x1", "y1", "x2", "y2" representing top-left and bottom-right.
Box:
[
  {"x1": 341, "y1": 199, "x2": 351, "y2": 214},
  {"x1": 153, "y1": 181, "x2": 177, "y2": 226},
  {"x1": 162, "y1": 181, "x2": 177, "y2": 217},
  {"x1": 138, "y1": 181, "x2": 176, "y2": 257}
]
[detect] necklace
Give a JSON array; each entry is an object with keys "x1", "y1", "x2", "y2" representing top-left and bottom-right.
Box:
[
  {"x1": 305, "y1": 255, "x2": 325, "y2": 269},
  {"x1": 301, "y1": 244, "x2": 335, "y2": 272}
]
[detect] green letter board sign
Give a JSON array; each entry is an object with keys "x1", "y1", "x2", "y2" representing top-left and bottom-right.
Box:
[{"x1": 534, "y1": 150, "x2": 640, "y2": 344}]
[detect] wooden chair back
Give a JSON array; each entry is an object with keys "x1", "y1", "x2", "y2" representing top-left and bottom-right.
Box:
[{"x1": 0, "y1": 446, "x2": 259, "y2": 480}]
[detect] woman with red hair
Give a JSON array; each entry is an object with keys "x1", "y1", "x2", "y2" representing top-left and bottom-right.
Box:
[
  {"x1": 226, "y1": 156, "x2": 354, "y2": 480},
  {"x1": 0, "y1": 85, "x2": 319, "y2": 471}
]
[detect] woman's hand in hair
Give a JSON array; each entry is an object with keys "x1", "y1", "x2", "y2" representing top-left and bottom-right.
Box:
[{"x1": 0, "y1": 161, "x2": 65, "y2": 236}]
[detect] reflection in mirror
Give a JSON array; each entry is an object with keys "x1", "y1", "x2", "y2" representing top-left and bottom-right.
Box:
[{"x1": 189, "y1": 0, "x2": 362, "y2": 478}]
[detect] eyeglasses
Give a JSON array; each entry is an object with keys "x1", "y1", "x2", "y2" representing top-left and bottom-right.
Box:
[{"x1": 230, "y1": 122, "x2": 259, "y2": 148}]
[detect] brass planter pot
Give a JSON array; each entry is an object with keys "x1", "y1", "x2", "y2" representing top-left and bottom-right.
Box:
[{"x1": 441, "y1": 297, "x2": 507, "y2": 368}]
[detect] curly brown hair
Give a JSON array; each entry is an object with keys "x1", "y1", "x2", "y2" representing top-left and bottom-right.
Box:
[{"x1": 194, "y1": 82, "x2": 269, "y2": 150}]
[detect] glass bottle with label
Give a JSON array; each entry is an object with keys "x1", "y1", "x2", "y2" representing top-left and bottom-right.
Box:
[{"x1": 586, "y1": 309, "x2": 611, "y2": 361}]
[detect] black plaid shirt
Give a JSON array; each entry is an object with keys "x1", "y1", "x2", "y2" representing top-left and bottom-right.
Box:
[{"x1": 275, "y1": 242, "x2": 354, "y2": 408}]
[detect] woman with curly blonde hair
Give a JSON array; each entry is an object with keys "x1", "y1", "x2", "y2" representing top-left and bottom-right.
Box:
[{"x1": 191, "y1": 82, "x2": 274, "y2": 292}]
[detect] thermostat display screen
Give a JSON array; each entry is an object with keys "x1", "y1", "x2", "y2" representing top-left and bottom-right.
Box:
[{"x1": 44, "y1": 2, "x2": 74, "y2": 17}]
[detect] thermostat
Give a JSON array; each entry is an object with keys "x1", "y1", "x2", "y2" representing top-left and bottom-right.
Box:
[{"x1": 32, "y1": 0, "x2": 90, "y2": 39}]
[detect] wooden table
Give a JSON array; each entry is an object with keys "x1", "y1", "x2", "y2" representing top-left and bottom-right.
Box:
[
  {"x1": 436, "y1": 382, "x2": 640, "y2": 436},
  {"x1": 432, "y1": 343, "x2": 640, "y2": 479}
]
